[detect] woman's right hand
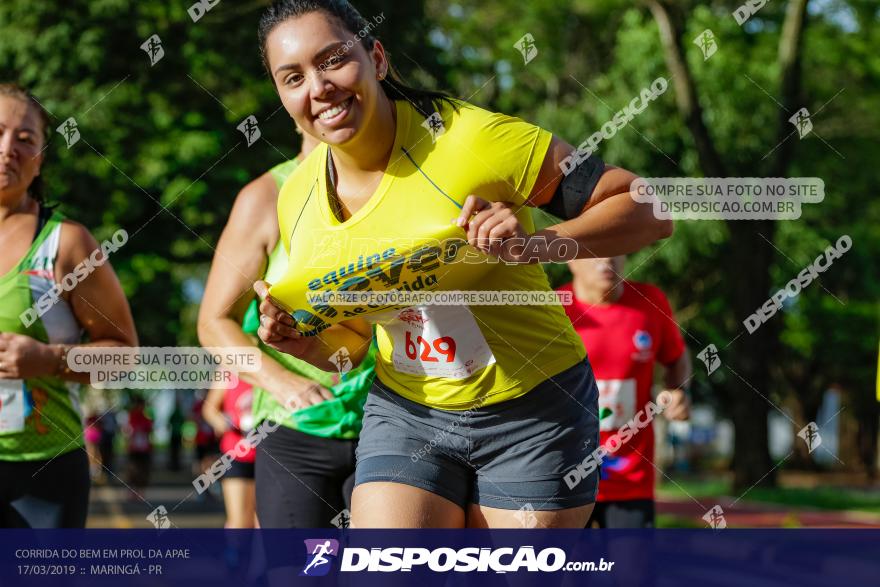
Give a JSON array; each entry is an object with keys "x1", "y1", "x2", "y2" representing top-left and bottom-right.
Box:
[
  {"x1": 253, "y1": 280, "x2": 318, "y2": 359},
  {"x1": 253, "y1": 281, "x2": 336, "y2": 410}
]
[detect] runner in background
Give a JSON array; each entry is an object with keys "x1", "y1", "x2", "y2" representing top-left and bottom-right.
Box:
[
  {"x1": 198, "y1": 125, "x2": 377, "y2": 528},
  {"x1": 559, "y1": 255, "x2": 691, "y2": 528},
  {"x1": 202, "y1": 378, "x2": 257, "y2": 528},
  {"x1": 167, "y1": 398, "x2": 184, "y2": 471},
  {"x1": 192, "y1": 390, "x2": 220, "y2": 496},
  {"x1": 99, "y1": 405, "x2": 118, "y2": 474},
  {"x1": 0, "y1": 83, "x2": 137, "y2": 528},
  {"x1": 125, "y1": 396, "x2": 153, "y2": 502},
  {"x1": 83, "y1": 412, "x2": 103, "y2": 482}
]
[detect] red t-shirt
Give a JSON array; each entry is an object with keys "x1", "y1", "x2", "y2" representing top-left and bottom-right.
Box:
[
  {"x1": 559, "y1": 280, "x2": 685, "y2": 501},
  {"x1": 220, "y1": 379, "x2": 255, "y2": 463},
  {"x1": 127, "y1": 408, "x2": 153, "y2": 455}
]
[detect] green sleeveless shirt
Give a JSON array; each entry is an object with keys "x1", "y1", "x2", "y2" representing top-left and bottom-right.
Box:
[
  {"x1": 243, "y1": 160, "x2": 375, "y2": 439},
  {"x1": 0, "y1": 210, "x2": 85, "y2": 461}
]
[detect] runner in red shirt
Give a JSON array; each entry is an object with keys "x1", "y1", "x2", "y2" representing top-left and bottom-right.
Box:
[
  {"x1": 125, "y1": 396, "x2": 153, "y2": 500},
  {"x1": 559, "y1": 255, "x2": 691, "y2": 528},
  {"x1": 203, "y1": 378, "x2": 257, "y2": 528}
]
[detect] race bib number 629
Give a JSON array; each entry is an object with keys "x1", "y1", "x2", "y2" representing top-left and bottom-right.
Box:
[
  {"x1": 385, "y1": 306, "x2": 495, "y2": 379},
  {"x1": 405, "y1": 331, "x2": 457, "y2": 363}
]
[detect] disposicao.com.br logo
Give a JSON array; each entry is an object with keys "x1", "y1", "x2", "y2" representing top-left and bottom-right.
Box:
[
  {"x1": 300, "y1": 539, "x2": 340, "y2": 577},
  {"x1": 300, "y1": 541, "x2": 614, "y2": 575}
]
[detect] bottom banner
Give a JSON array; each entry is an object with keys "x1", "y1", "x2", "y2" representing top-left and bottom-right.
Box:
[{"x1": 1, "y1": 529, "x2": 877, "y2": 586}]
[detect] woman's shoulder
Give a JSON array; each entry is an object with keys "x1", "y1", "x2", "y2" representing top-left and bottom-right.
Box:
[
  {"x1": 57, "y1": 217, "x2": 100, "y2": 259},
  {"x1": 226, "y1": 169, "x2": 287, "y2": 246},
  {"x1": 436, "y1": 98, "x2": 489, "y2": 126},
  {"x1": 232, "y1": 170, "x2": 279, "y2": 220},
  {"x1": 433, "y1": 99, "x2": 540, "y2": 141},
  {"x1": 53, "y1": 218, "x2": 123, "y2": 279}
]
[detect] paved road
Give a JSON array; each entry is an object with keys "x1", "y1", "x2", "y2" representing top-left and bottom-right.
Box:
[
  {"x1": 87, "y1": 455, "x2": 880, "y2": 529},
  {"x1": 87, "y1": 460, "x2": 226, "y2": 529}
]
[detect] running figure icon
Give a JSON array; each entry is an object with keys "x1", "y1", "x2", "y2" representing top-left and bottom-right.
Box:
[{"x1": 300, "y1": 539, "x2": 340, "y2": 576}]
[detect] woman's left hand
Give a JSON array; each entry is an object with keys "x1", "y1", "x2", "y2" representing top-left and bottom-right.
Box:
[
  {"x1": 0, "y1": 332, "x2": 59, "y2": 379},
  {"x1": 456, "y1": 196, "x2": 531, "y2": 262}
]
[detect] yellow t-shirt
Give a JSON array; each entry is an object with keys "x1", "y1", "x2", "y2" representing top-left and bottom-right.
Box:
[{"x1": 273, "y1": 98, "x2": 586, "y2": 409}]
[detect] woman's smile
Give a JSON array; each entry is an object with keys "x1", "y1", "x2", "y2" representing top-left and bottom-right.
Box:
[{"x1": 315, "y1": 96, "x2": 354, "y2": 126}]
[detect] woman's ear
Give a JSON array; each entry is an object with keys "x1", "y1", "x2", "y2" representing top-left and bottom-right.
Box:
[{"x1": 371, "y1": 40, "x2": 389, "y2": 80}]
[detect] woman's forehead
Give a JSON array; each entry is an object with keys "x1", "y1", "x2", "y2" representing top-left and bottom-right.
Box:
[
  {"x1": 0, "y1": 96, "x2": 41, "y2": 129},
  {"x1": 267, "y1": 12, "x2": 353, "y2": 65}
]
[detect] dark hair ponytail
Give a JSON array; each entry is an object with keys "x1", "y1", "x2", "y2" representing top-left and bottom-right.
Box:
[
  {"x1": 258, "y1": 0, "x2": 456, "y2": 118},
  {"x1": 0, "y1": 83, "x2": 50, "y2": 203}
]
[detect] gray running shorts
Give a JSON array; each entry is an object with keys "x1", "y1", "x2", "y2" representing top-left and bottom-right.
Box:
[{"x1": 354, "y1": 360, "x2": 600, "y2": 511}]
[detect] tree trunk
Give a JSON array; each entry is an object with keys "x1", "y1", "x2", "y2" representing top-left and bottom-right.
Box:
[
  {"x1": 725, "y1": 220, "x2": 779, "y2": 490},
  {"x1": 647, "y1": 0, "x2": 725, "y2": 176},
  {"x1": 788, "y1": 368, "x2": 824, "y2": 470},
  {"x1": 769, "y1": 0, "x2": 809, "y2": 177},
  {"x1": 647, "y1": 0, "x2": 811, "y2": 490},
  {"x1": 859, "y1": 400, "x2": 879, "y2": 480},
  {"x1": 725, "y1": 0, "x2": 810, "y2": 492}
]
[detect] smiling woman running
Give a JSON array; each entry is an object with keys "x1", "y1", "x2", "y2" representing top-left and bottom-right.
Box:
[{"x1": 255, "y1": 0, "x2": 672, "y2": 529}]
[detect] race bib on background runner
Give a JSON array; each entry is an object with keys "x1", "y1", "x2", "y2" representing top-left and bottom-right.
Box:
[
  {"x1": 596, "y1": 378, "x2": 637, "y2": 432},
  {"x1": 238, "y1": 413, "x2": 254, "y2": 434},
  {"x1": 0, "y1": 380, "x2": 26, "y2": 434},
  {"x1": 380, "y1": 306, "x2": 496, "y2": 379}
]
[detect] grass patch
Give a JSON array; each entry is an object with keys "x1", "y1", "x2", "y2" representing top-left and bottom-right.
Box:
[
  {"x1": 658, "y1": 478, "x2": 880, "y2": 514},
  {"x1": 656, "y1": 514, "x2": 703, "y2": 528}
]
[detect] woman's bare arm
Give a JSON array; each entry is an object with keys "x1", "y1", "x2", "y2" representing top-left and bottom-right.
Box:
[
  {"x1": 201, "y1": 386, "x2": 229, "y2": 435},
  {"x1": 457, "y1": 136, "x2": 672, "y2": 262},
  {"x1": 197, "y1": 172, "x2": 335, "y2": 409},
  {"x1": 528, "y1": 136, "x2": 673, "y2": 258},
  {"x1": 0, "y1": 221, "x2": 139, "y2": 384}
]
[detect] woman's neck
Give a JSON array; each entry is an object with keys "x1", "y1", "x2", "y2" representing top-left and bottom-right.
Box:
[
  {"x1": 0, "y1": 192, "x2": 35, "y2": 223},
  {"x1": 330, "y1": 94, "x2": 397, "y2": 176}
]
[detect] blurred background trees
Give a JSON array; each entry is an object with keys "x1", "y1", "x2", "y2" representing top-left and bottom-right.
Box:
[{"x1": 1, "y1": 0, "x2": 877, "y2": 489}]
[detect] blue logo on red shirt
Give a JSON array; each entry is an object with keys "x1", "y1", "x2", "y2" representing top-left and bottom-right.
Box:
[
  {"x1": 631, "y1": 330, "x2": 654, "y2": 362},
  {"x1": 633, "y1": 330, "x2": 652, "y2": 350},
  {"x1": 599, "y1": 455, "x2": 633, "y2": 479}
]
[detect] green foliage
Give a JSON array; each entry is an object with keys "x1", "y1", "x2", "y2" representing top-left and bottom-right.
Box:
[
  {"x1": 1, "y1": 1, "x2": 877, "y2": 451},
  {"x1": 1, "y1": 0, "x2": 440, "y2": 345},
  {"x1": 430, "y1": 0, "x2": 879, "y2": 473}
]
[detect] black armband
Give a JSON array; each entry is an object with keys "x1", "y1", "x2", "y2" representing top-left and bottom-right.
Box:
[{"x1": 539, "y1": 154, "x2": 605, "y2": 220}]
